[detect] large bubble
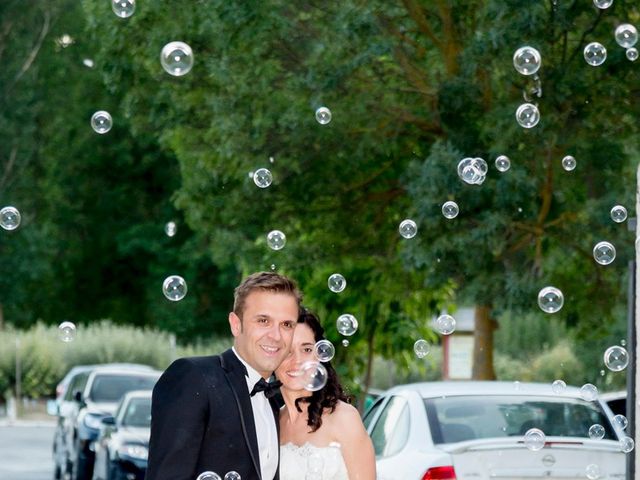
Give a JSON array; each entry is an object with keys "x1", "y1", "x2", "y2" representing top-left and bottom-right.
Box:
[
  {"x1": 160, "y1": 41, "x2": 194, "y2": 76},
  {"x1": 112, "y1": 0, "x2": 135, "y2": 18},
  {"x1": 593, "y1": 241, "x2": 616, "y2": 265},
  {"x1": 315, "y1": 107, "x2": 332, "y2": 125},
  {"x1": 58, "y1": 321, "x2": 77, "y2": 343},
  {"x1": 610, "y1": 205, "x2": 627, "y2": 223},
  {"x1": 224, "y1": 472, "x2": 241, "y2": 480},
  {"x1": 604, "y1": 345, "x2": 628, "y2": 371},
  {"x1": 613, "y1": 414, "x2": 628, "y2": 430},
  {"x1": 0, "y1": 206, "x2": 21, "y2": 230},
  {"x1": 399, "y1": 219, "x2": 417, "y2": 239},
  {"x1": 561, "y1": 155, "x2": 576, "y2": 171},
  {"x1": 551, "y1": 379, "x2": 566, "y2": 394},
  {"x1": 327, "y1": 273, "x2": 346, "y2": 293},
  {"x1": 537, "y1": 286, "x2": 564, "y2": 313},
  {"x1": 413, "y1": 339, "x2": 430, "y2": 358},
  {"x1": 620, "y1": 436, "x2": 635, "y2": 453},
  {"x1": 588, "y1": 424, "x2": 605, "y2": 440},
  {"x1": 435, "y1": 314, "x2": 456, "y2": 335},
  {"x1": 523, "y1": 428, "x2": 546, "y2": 451},
  {"x1": 197, "y1": 472, "x2": 222, "y2": 480},
  {"x1": 580, "y1": 383, "x2": 598, "y2": 401},
  {"x1": 515, "y1": 103, "x2": 540, "y2": 128},
  {"x1": 593, "y1": 0, "x2": 613, "y2": 9},
  {"x1": 91, "y1": 111, "x2": 112, "y2": 134},
  {"x1": 162, "y1": 275, "x2": 188, "y2": 301},
  {"x1": 253, "y1": 168, "x2": 272, "y2": 188},
  {"x1": 626, "y1": 48, "x2": 639, "y2": 61},
  {"x1": 495, "y1": 155, "x2": 511, "y2": 172},
  {"x1": 615, "y1": 24, "x2": 638, "y2": 48},
  {"x1": 585, "y1": 464, "x2": 600, "y2": 480},
  {"x1": 300, "y1": 361, "x2": 328, "y2": 391},
  {"x1": 584, "y1": 42, "x2": 607, "y2": 66},
  {"x1": 336, "y1": 314, "x2": 358, "y2": 336},
  {"x1": 442, "y1": 201, "x2": 459, "y2": 219},
  {"x1": 267, "y1": 230, "x2": 286, "y2": 250},
  {"x1": 513, "y1": 46, "x2": 541, "y2": 75},
  {"x1": 314, "y1": 340, "x2": 335, "y2": 362}
]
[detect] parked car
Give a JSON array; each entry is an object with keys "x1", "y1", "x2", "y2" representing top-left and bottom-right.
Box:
[
  {"x1": 363, "y1": 381, "x2": 627, "y2": 480},
  {"x1": 601, "y1": 390, "x2": 627, "y2": 418},
  {"x1": 53, "y1": 366, "x2": 160, "y2": 480},
  {"x1": 92, "y1": 390, "x2": 152, "y2": 480}
]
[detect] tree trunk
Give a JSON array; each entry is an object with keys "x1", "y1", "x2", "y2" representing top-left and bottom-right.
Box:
[{"x1": 472, "y1": 304, "x2": 496, "y2": 380}]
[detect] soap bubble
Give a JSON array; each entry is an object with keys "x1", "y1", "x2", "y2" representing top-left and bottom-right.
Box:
[
  {"x1": 593, "y1": 241, "x2": 616, "y2": 265},
  {"x1": 610, "y1": 205, "x2": 627, "y2": 223},
  {"x1": 253, "y1": 168, "x2": 272, "y2": 188},
  {"x1": 613, "y1": 414, "x2": 628, "y2": 430},
  {"x1": 584, "y1": 42, "x2": 607, "y2": 66},
  {"x1": 399, "y1": 219, "x2": 417, "y2": 239},
  {"x1": 621, "y1": 436, "x2": 635, "y2": 453},
  {"x1": 162, "y1": 275, "x2": 187, "y2": 301},
  {"x1": 458, "y1": 157, "x2": 487, "y2": 185},
  {"x1": 442, "y1": 201, "x2": 459, "y2": 219},
  {"x1": 413, "y1": 339, "x2": 430, "y2": 358},
  {"x1": 615, "y1": 24, "x2": 638, "y2": 48},
  {"x1": 435, "y1": 314, "x2": 456, "y2": 335},
  {"x1": 91, "y1": 111, "x2": 112, "y2": 134},
  {"x1": 523, "y1": 428, "x2": 546, "y2": 451},
  {"x1": 160, "y1": 41, "x2": 194, "y2": 76},
  {"x1": 580, "y1": 383, "x2": 598, "y2": 401},
  {"x1": 589, "y1": 424, "x2": 605, "y2": 440},
  {"x1": 267, "y1": 230, "x2": 286, "y2": 250},
  {"x1": 513, "y1": 46, "x2": 541, "y2": 75},
  {"x1": 328, "y1": 273, "x2": 346, "y2": 293},
  {"x1": 341, "y1": 339, "x2": 349, "y2": 347},
  {"x1": 585, "y1": 464, "x2": 600, "y2": 480},
  {"x1": 197, "y1": 472, "x2": 222, "y2": 480},
  {"x1": 495, "y1": 155, "x2": 511, "y2": 172},
  {"x1": 58, "y1": 321, "x2": 77, "y2": 343},
  {"x1": 314, "y1": 340, "x2": 335, "y2": 362},
  {"x1": 165, "y1": 221, "x2": 177, "y2": 237},
  {"x1": 0, "y1": 206, "x2": 21, "y2": 230},
  {"x1": 561, "y1": 155, "x2": 576, "y2": 171},
  {"x1": 551, "y1": 379, "x2": 566, "y2": 394},
  {"x1": 224, "y1": 472, "x2": 241, "y2": 480},
  {"x1": 604, "y1": 345, "x2": 628, "y2": 371},
  {"x1": 515, "y1": 103, "x2": 540, "y2": 128},
  {"x1": 112, "y1": 0, "x2": 135, "y2": 18},
  {"x1": 336, "y1": 314, "x2": 358, "y2": 336},
  {"x1": 593, "y1": 0, "x2": 613, "y2": 9},
  {"x1": 626, "y1": 47, "x2": 639, "y2": 61},
  {"x1": 315, "y1": 107, "x2": 332, "y2": 125},
  {"x1": 301, "y1": 361, "x2": 328, "y2": 391},
  {"x1": 537, "y1": 286, "x2": 564, "y2": 313}
]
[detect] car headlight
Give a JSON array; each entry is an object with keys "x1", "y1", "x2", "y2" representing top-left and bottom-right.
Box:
[
  {"x1": 83, "y1": 414, "x2": 104, "y2": 430},
  {"x1": 118, "y1": 445, "x2": 148, "y2": 460}
]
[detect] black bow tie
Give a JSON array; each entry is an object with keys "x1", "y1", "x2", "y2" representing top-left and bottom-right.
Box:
[{"x1": 250, "y1": 378, "x2": 282, "y2": 399}]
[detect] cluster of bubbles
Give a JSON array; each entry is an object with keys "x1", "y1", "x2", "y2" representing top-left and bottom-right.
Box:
[
  {"x1": 162, "y1": 275, "x2": 188, "y2": 301},
  {"x1": 196, "y1": 471, "x2": 241, "y2": 480},
  {"x1": 495, "y1": 155, "x2": 511, "y2": 173},
  {"x1": 165, "y1": 221, "x2": 177, "y2": 237},
  {"x1": 336, "y1": 314, "x2": 358, "y2": 336},
  {"x1": 327, "y1": 273, "x2": 346, "y2": 293},
  {"x1": 580, "y1": 383, "x2": 598, "y2": 401},
  {"x1": 603, "y1": 345, "x2": 629, "y2": 371},
  {"x1": 537, "y1": 286, "x2": 564, "y2": 313},
  {"x1": 615, "y1": 24, "x2": 638, "y2": 62},
  {"x1": 314, "y1": 339, "x2": 335, "y2": 362},
  {"x1": 58, "y1": 321, "x2": 77, "y2": 343},
  {"x1": 457, "y1": 157, "x2": 488, "y2": 185},
  {"x1": 442, "y1": 201, "x2": 459, "y2": 219},
  {"x1": 253, "y1": 168, "x2": 272, "y2": 188},
  {"x1": 315, "y1": 107, "x2": 332, "y2": 125},
  {"x1": 112, "y1": 0, "x2": 135, "y2": 18},
  {"x1": 435, "y1": 314, "x2": 456, "y2": 335},
  {"x1": 267, "y1": 230, "x2": 286, "y2": 250},
  {"x1": 398, "y1": 219, "x2": 418, "y2": 239},
  {"x1": 561, "y1": 155, "x2": 576, "y2": 172},
  {"x1": 91, "y1": 111, "x2": 113, "y2": 134},
  {"x1": 0, "y1": 206, "x2": 21, "y2": 230},
  {"x1": 551, "y1": 379, "x2": 566, "y2": 394},
  {"x1": 610, "y1": 205, "x2": 627, "y2": 223},
  {"x1": 523, "y1": 428, "x2": 546, "y2": 451},
  {"x1": 593, "y1": 241, "x2": 616, "y2": 265},
  {"x1": 413, "y1": 339, "x2": 430, "y2": 358},
  {"x1": 161, "y1": 41, "x2": 194, "y2": 76}
]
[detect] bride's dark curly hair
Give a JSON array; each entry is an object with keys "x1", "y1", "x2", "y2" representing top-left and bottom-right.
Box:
[{"x1": 294, "y1": 308, "x2": 352, "y2": 432}]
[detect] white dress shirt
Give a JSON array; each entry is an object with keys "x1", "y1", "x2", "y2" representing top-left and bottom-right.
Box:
[{"x1": 232, "y1": 347, "x2": 279, "y2": 480}]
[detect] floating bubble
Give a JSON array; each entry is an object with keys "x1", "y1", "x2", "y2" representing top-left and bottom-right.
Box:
[
  {"x1": 341, "y1": 339, "x2": 349, "y2": 347},
  {"x1": 162, "y1": 275, "x2": 187, "y2": 301},
  {"x1": 593, "y1": 241, "x2": 616, "y2": 265},
  {"x1": 584, "y1": 42, "x2": 607, "y2": 66},
  {"x1": 442, "y1": 201, "x2": 459, "y2": 219},
  {"x1": 165, "y1": 221, "x2": 177, "y2": 237},
  {"x1": 589, "y1": 424, "x2": 605, "y2": 440},
  {"x1": 336, "y1": 314, "x2": 358, "y2": 336},
  {"x1": 253, "y1": 168, "x2": 272, "y2": 188},
  {"x1": 585, "y1": 464, "x2": 600, "y2": 480},
  {"x1": 537, "y1": 286, "x2": 564, "y2": 313},
  {"x1": 270, "y1": 264, "x2": 276, "y2": 271},
  {"x1": 300, "y1": 361, "x2": 328, "y2": 391},
  {"x1": 315, "y1": 107, "x2": 332, "y2": 125},
  {"x1": 269, "y1": 156, "x2": 275, "y2": 164},
  {"x1": 621, "y1": 436, "x2": 635, "y2": 453},
  {"x1": 197, "y1": 472, "x2": 222, "y2": 480},
  {"x1": 91, "y1": 111, "x2": 112, "y2": 134},
  {"x1": 224, "y1": 472, "x2": 241, "y2": 480},
  {"x1": 495, "y1": 155, "x2": 511, "y2": 172},
  {"x1": 593, "y1": 0, "x2": 613, "y2": 9},
  {"x1": 614, "y1": 414, "x2": 628, "y2": 430},
  {"x1": 621, "y1": 339, "x2": 626, "y2": 346},
  {"x1": 615, "y1": 24, "x2": 638, "y2": 48},
  {"x1": 515, "y1": 103, "x2": 540, "y2": 128},
  {"x1": 600, "y1": 369, "x2": 606, "y2": 376},
  {"x1": 58, "y1": 321, "x2": 77, "y2": 343},
  {"x1": 604, "y1": 345, "x2": 628, "y2": 371},
  {"x1": 160, "y1": 41, "x2": 194, "y2": 76},
  {"x1": 551, "y1": 379, "x2": 566, "y2": 394},
  {"x1": 328, "y1": 273, "x2": 346, "y2": 293},
  {"x1": 561, "y1": 155, "x2": 576, "y2": 171},
  {"x1": 414, "y1": 339, "x2": 430, "y2": 358},
  {"x1": 580, "y1": 383, "x2": 598, "y2": 401},
  {"x1": 513, "y1": 46, "x2": 542, "y2": 75},
  {"x1": 266, "y1": 230, "x2": 286, "y2": 250},
  {"x1": 0, "y1": 206, "x2": 21, "y2": 230},
  {"x1": 610, "y1": 205, "x2": 627, "y2": 223},
  {"x1": 83, "y1": 58, "x2": 95, "y2": 68},
  {"x1": 314, "y1": 340, "x2": 335, "y2": 362},
  {"x1": 523, "y1": 428, "x2": 546, "y2": 451},
  {"x1": 457, "y1": 157, "x2": 487, "y2": 185},
  {"x1": 112, "y1": 0, "x2": 135, "y2": 18},
  {"x1": 435, "y1": 314, "x2": 456, "y2": 335},
  {"x1": 399, "y1": 219, "x2": 418, "y2": 239},
  {"x1": 626, "y1": 47, "x2": 639, "y2": 61}
]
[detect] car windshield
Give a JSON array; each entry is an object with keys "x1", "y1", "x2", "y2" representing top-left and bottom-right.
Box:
[
  {"x1": 425, "y1": 395, "x2": 617, "y2": 444},
  {"x1": 89, "y1": 374, "x2": 158, "y2": 403},
  {"x1": 122, "y1": 397, "x2": 152, "y2": 427}
]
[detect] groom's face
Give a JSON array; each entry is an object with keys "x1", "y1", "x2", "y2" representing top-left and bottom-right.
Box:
[{"x1": 229, "y1": 290, "x2": 299, "y2": 379}]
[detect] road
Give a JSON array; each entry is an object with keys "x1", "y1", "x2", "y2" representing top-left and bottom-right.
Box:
[{"x1": 0, "y1": 422, "x2": 55, "y2": 480}]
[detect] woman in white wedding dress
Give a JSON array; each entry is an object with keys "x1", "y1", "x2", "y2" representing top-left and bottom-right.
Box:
[{"x1": 276, "y1": 309, "x2": 376, "y2": 480}]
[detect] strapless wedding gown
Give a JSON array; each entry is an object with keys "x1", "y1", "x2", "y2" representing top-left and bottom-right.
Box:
[{"x1": 280, "y1": 441, "x2": 349, "y2": 480}]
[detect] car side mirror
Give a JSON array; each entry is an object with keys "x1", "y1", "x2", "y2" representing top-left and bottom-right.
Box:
[
  {"x1": 101, "y1": 416, "x2": 116, "y2": 426},
  {"x1": 46, "y1": 399, "x2": 59, "y2": 416}
]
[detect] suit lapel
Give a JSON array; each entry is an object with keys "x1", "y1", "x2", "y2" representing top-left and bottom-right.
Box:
[
  {"x1": 268, "y1": 396, "x2": 281, "y2": 480},
  {"x1": 220, "y1": 349, "x2": 262, "y2": 480}
]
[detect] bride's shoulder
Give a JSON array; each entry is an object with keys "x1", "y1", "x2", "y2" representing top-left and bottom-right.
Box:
[{"x1": 325, "y1": 400, "x2": 361, "y2": 424}]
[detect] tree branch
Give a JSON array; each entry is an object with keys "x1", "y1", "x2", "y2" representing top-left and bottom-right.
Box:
[{"x1": 9, "y1": 6, "x2": 51, "y2": 91}]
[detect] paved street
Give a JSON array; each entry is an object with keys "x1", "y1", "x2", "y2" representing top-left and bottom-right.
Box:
[{"x1": 0, "y1": 422, "x2": 56, "y2": 480}]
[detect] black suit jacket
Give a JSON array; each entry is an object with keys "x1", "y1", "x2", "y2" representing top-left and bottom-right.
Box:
[{"x1": 146, "y1": 349, "x2": 280, "y2": 480}]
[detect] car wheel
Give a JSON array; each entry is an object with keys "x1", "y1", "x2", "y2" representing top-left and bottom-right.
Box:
[
  {"x1": 70, "y1": 442, "x2": 89, "y2": 480},
  {"x1": 54, "y1": 463, "x2": 62, "y2": 480},
  {"x1": 107, "y1": 458, "x2": 123, "y2": 480}
]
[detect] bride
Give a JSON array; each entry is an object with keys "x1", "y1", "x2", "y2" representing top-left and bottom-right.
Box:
[{"x1": 276, "y1": 308, "x2": 376, "y2": 480}]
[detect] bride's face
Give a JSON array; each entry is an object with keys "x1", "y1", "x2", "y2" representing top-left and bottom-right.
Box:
[{"x1": 275, "y1": 322, "x2": 316, "y2": 391}]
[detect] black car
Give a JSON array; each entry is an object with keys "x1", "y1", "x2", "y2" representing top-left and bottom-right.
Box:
[
  {"x1": 92, "y1": 390, "x2": 152, "y2": 480},
  {"x1": 53, "y1": 366, "x2": 160, "y2": 480}
]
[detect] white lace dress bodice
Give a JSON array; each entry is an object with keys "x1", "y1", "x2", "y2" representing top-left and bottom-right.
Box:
[{"x1": 280, "y1": 441, "x2": 348, "y2": 480}]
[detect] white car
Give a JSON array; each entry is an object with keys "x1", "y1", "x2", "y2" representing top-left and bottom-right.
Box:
[{"x1": 363, "y1": 381, "x2": 627, "y2": 480}]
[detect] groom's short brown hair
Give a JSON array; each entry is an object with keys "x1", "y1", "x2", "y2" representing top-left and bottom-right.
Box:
[{"x1": 233, "y1": 271, "x2": 302, "y2": 319}]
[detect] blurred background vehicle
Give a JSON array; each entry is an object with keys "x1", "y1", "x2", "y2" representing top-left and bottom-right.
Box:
[
  {"x1": 92, "y1": 390, "x2": 152, "y2": 480},
  {"x1": 364, "y1": 381, "x2": 627, "y2": 480},
  {"x1": 52, "y1": 365, "x2": 160, "y2": 480},
  {"x1": 600, "y1": 390, "x2": 627, "y2": 418}
]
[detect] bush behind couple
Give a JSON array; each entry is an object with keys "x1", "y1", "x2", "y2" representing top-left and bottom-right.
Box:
[{"x1": 146, "y1": 271, "x2": 376, "y2": 480}]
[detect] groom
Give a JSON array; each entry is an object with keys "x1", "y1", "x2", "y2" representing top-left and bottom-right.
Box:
[{"x1": 146, "y1": 271, "x2": 302, "y2": 480}]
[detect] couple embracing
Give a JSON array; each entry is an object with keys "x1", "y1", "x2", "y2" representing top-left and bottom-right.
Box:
[{"x1": 146, "y1": 272, "x2": 376, "y2": 480}]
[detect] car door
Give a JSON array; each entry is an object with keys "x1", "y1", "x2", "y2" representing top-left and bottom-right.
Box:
[{"x1": 61, "y1": 372, "x2": 90, "y2": 462}]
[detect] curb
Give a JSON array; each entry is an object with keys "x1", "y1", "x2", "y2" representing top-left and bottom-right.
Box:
[{"x1": 0, "y1": 419, "x2": 56, "y2": 427}]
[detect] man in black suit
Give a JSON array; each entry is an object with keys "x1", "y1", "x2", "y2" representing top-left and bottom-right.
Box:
[{"x1": 147, "y1": 272, "x2": 302, "y2": 480}]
